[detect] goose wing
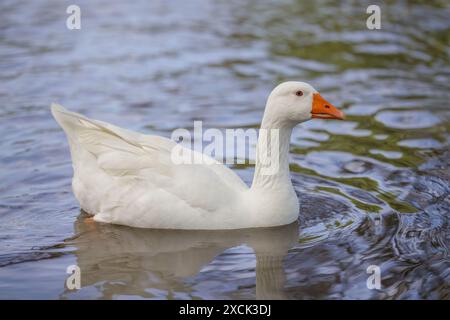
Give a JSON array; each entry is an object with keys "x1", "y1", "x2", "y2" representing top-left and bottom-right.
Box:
[{"x1": 51, "y1": 104, "x2": 248, "y2": 227}]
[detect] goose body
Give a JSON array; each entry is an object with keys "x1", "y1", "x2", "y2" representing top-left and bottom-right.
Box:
[{"x1": 52, "y1": 82, "x2": 344, "y2": 230}]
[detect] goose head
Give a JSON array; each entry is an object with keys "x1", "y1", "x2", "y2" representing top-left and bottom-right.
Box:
[{"x1": 263, "y1": 81, "x2": 344, "y2": 127}]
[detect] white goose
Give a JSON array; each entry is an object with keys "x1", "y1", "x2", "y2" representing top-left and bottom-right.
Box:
[{"x1": 52, "y1": 81, "x2": 344, "y2": 230}]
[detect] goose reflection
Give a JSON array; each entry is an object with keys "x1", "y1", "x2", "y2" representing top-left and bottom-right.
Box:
[{"x1": 62, "y1": 212, "x2": 299, "y2": 299}]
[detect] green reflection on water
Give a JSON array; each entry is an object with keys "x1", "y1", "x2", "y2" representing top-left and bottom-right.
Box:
[
  {"x1": 317, "y1": 186, "x2": 382, "y2": 213},
  {"x1": 229, "y1": 0, "x2": 449, "y2": 217},
  {"x1": 290, "y1": 163, "x2": 379, "y2": 191},
  {"x1": 291, "y1": 164, "x2": 417, "y2": 213}
]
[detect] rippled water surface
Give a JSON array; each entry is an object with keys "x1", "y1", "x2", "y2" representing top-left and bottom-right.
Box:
[{"x1": 1, "y1": 0, "x2": 449, "y2": 299}]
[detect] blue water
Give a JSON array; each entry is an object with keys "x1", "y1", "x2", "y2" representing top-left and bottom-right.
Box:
[{"x1": 0, "y1": 0, "x2": 449, "y2": 299}]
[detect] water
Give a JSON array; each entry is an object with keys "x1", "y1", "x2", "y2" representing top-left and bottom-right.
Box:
[{"x1": 0, "y1": 0, "x2": 449, "y2": 299}]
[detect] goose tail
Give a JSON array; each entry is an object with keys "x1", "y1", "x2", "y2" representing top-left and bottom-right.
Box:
[{"x1": 51, "y1": 103, "x2": 88, "y2": 138}]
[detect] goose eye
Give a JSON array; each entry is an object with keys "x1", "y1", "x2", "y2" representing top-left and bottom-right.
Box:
[{"x1": 295, "y1": 90, "x2": 303, "y2": 96}]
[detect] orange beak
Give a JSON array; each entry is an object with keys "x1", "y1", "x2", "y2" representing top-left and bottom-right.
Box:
[{"x1": 311, "y1": 93, "x2": 345, "y2": 120}]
